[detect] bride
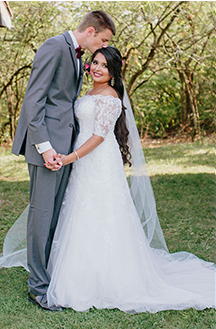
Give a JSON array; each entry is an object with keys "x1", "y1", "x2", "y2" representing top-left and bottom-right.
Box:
[
  {"x1": 45, "y1": 46, "x2": 215, "y2": 312},
  {"x1": 1, "y1": 46, "x2": 215, "y2": 313}
]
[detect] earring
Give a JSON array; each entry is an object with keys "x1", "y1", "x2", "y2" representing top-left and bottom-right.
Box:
[{"x1": 111, "y1": 77, "x2": 115, "y2": 87}]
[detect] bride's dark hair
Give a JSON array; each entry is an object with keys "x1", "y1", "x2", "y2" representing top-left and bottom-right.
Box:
[{"x1": 91, "y1": 46, "x2": 131, "y2": 166}]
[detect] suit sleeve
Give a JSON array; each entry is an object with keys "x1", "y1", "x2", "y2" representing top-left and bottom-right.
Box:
[{"x1": 24, "y1": 37, "x2": 62, "y2": 145}]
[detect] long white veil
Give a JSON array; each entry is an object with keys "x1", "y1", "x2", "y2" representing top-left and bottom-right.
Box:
[
  {"x1": 0, "y1": 88, "x2": 168, "y2": 271},
  {"x1": 0, "y1": 205, "x2": 29, "y2": 270},
  {"x1": 123, "y1": 88, "x2": 168, "y2": 251}
]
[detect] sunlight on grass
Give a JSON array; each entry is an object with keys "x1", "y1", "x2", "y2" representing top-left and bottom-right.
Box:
[
  {"x1": 144, "y1": 142, "x2": 215, "y2": 176},
  {"x1": 0, "y1": 147, "x2": 29, "y2": 181}
]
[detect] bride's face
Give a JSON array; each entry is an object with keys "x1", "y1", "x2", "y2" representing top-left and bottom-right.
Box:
[{"x1": 90, "y1": 53, "x2": 112, "y2": 85}]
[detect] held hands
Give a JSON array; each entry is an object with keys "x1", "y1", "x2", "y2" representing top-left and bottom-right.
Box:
[
  {"x1": 44, "y1": 149, "x2": 78, "y2": 171},
  {"x1": 44, "y1": 153, "x2": 69, "y2": 171},
  {"x1": 42, "y1": 148, "x2": 58, "y2": 164},
  {"x1": 43, "y1": 135, "x2": 101, "y2": 171},
  {"x1": 44, "y1": 155, "x2": 62, "y2": 171},
  {"x1": 42, "y1": 148, "x2": 62, "y2": 171}
]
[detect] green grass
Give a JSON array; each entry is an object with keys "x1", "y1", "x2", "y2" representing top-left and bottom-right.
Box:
[{"x1": 0, "y1": 140, "x2": 215, "y2": 329}]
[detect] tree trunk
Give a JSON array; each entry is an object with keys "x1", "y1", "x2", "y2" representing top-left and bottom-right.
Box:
[
  {"x1": 177, "y1": 68, "x2": 200, "y2": 136},
  {"x1": 6, "y1": 87, "x2": 15, "y2": 141}
]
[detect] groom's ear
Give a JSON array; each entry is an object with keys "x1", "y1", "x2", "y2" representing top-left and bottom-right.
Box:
[{"x1": 86, "y1": 27, "x2": 96, "y2": 37}]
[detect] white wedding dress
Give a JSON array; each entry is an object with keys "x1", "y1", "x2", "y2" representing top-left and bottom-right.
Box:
[{"x1": 46, "y1": 94, "x2": 215, "y2": 313}]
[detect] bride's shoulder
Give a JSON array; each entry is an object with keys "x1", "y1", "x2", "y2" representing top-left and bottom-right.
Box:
[{"x1": 100, "y1": 86, "x2": 118, "y2": 99}]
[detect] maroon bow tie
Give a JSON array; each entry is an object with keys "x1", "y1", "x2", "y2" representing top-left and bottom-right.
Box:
[{"x1": 75, "y1": 46, "x2": 85, "y2": 59}]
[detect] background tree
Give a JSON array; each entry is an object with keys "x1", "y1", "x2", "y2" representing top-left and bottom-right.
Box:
[{"x1": 0, "y1": 1, "x2": 215, "y2": 142}]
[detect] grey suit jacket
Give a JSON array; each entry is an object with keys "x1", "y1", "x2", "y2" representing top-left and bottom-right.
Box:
[{"x1": 12, "y1": 31, "x2": 83, "y2": 166}]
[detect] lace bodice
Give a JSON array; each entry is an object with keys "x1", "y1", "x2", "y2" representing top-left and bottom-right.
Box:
[
  {"x1": 75, "y1": 94, "x2": 122, "y2": 142},
  {"x1": 47, "y1": 92, "x2": 215, "y2": 312}
]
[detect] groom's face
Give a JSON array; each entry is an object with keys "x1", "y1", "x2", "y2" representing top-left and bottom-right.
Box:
[{"x1": 86, "y1": 28, "x2": 113, "y2": 54}]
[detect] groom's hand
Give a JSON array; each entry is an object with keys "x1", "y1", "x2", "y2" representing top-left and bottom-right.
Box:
[
  {"x1": 42, "y1": 148, "x2": 57, "y2": 164},
  {"x1": 42, "y1": 148, "x2": 62, "y2": 171},
  {"x1": 44, "y1": 160, "x2": 62, "y2": 171},
  {"x1": 43, "y1": 150, "x2": 62, "y2": 171}
]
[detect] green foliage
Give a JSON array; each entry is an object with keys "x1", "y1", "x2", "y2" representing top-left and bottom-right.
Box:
[
  {"x1": 133, "y1": 70, "x2": 182, "y2": 138},
  {"x1": 0, "y1": 1, "x2": 215, "y2": 142},
  {"x1": 0, "y1": 140, "x2": 215, "y2": 327}
]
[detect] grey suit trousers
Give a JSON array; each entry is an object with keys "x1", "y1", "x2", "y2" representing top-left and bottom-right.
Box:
[{"x1": 27, "y1": 163, "x2": 71, "y2": 295}]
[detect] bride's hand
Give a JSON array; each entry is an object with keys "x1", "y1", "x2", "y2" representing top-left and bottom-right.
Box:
[
  {"x1": 44, "y1": 154, "x2": 70, "y2": 171},
  {"x1": 58, "y1": 154, "x2": 68, "y2": 166},
  {"x1": 44, "y1": 155, "x2": 62, "y2": 171}
]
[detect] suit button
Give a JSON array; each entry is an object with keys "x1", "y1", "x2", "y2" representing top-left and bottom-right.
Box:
[{"x1": 69, "y1": 123, "x2": 73, "y2": 128}]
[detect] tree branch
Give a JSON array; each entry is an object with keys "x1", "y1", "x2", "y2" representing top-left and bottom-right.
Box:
[
  {"x1": 0, "y1": 63, "x2": 32, "y2": 98},
  {"x1": 127, "y1": 2, "x2": 184, "y2": 94}
]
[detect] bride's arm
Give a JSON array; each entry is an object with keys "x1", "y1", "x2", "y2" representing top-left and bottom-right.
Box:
[
  {"x1": 45, "y1": 97, "x2": 121, "y2": 171},
  {"x1": 44, "y1": 134, "x2": 103, "y2": 170},
  {"x1": 60, "y1": 134, "x2": 104, "y2": 166}
]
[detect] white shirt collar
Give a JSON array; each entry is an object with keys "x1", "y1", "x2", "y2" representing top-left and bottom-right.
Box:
[
  {"x1": 68, "y1": 30, "x2": 79, "y2": 49},
  {"x1": 68, "y1": 30, "x2": 81, "y2": 75}
]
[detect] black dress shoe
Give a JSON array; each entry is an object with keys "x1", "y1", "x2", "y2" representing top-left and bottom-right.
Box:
[{"x1": 28, "y1": 292, "x2": 64, "y2": 311}]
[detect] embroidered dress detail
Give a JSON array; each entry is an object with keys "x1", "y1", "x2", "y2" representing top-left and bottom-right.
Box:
[{"x1": 46, "y1": 95, "x2": 215, "y2": 313}]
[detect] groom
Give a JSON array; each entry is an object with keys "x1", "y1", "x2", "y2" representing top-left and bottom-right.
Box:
[{"x1": 12, "y1": 10, "x2": 115, "y2": 311}]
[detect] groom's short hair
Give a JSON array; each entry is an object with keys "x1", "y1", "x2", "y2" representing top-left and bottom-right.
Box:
[{"x1": 78, "y1": 11, "x2": 116, "y2": 35}]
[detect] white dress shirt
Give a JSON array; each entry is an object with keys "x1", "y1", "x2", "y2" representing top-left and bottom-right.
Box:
[
  {"x1": 68, "y1": 30, "x2": 80, "y2": 76},
  {"x1": 35, "y1": 31, "x2": 80, "y2": 154}
]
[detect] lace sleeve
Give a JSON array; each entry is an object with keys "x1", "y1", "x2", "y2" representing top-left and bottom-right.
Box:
[{"x1": 93, "y1": 96, "x2": 122, "y2": 139}]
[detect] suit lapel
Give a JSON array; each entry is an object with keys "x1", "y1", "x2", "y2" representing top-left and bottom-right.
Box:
[
  {"x1": 63, "y1": 31, "x2": 79, "y2": 80},
  {"x1": 76, "y1": 57, "x2": 83, "y2": 97}
]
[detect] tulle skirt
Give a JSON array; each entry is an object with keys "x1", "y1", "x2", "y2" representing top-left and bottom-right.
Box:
[{"x1": 46, "y1": 142, "x2": 215, "y2": 313}]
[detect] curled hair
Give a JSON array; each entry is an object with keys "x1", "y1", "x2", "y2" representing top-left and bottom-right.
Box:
[
  {"x1": 91, "y1": 46, "x2": 131, "y2": 166},
  {"x1": 78, "y1": 11, "x2": 116, "y2": 35}
]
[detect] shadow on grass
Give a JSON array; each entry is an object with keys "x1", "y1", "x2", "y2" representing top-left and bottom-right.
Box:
[
  {"x1": 0, "y1": 180, "x2": 29, "y2": 214},
  {"x1": 0, "y1": 180, "x2": 29, "y2": 249},
  {"x1": 0, "y1": 174, "x2": 215, "y2": 328},
  {"x1": 1, "y1": 265, "x2": 215, "y2": 329},
  {"x1": 150, "y1": 172, "x2": 215, "y2": 262}
]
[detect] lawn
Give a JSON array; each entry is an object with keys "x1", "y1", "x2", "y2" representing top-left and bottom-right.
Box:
[{"x1": 0, "y1": 139, "x2": 215, "y2": 329}]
